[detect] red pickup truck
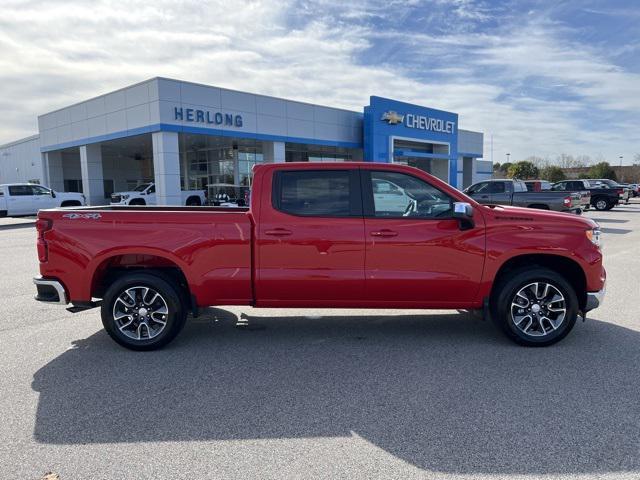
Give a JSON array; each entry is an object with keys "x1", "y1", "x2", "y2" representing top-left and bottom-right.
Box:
[{"x1": 33, "y1": 162, "x2": 606, "y2": 350}]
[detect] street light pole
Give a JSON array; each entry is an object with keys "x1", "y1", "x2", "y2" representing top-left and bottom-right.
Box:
[{"x1": 619, "y1": 156, "x2": 623, "y2": 181}]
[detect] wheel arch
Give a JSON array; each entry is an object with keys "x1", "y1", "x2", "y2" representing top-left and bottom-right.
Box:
[
  {"x1": 186, "y1": 195, "x2": 202, "y2": 206},
  {"x1": 89, "y1": 252, "x2": 194, "y2": 312},
  {"x1": 526, "y1": 204, "x2": 550, "y2": 210},
  {"x1": 491, "y1": 254, "x2": 587, "y2": 311},
  {"x1": 60, "y1": 200, "x2": 82, "y2": 207}
]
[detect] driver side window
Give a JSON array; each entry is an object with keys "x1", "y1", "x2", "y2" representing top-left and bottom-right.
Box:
[{"x1": 369, "y1": 171, "x2": 453, "y2": 219}]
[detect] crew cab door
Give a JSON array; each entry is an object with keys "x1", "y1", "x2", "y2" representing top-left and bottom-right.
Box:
[
  {"x1": 465, "y1": 181, "x2": 492, "y2": 204},
  {"x1": 31, "y1": 185, "x2": 57, "y2": 210},
  {"x1": 6, "y1": 185, "x2": 35, "y2": 215},
  {"x1": 362, "y1": 169, "x2": 485, "y2": 306},
  {"x1": 256, "y1": 168, "x2": 365, "y2": 306},
  {"x1": 490, "y1": 181, "x2": 512, "y2": 204}
]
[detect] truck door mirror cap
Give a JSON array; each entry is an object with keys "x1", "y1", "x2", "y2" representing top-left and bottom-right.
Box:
[{"x1": 453, "y1": 202, "x2": 474, "y2": 230}]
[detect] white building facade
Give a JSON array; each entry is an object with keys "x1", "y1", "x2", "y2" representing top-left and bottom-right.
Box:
[{"x1": 0, "y1": 78, "x2": 491, "y2": 204}]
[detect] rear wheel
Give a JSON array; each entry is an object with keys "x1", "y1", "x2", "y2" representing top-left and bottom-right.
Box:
[
  {"x1": 60, "y1": 200, "x2": 81, "y2": 207},
  {"x1": 101, "y1": 272, "x2": 187, "y2": 350},
  {"x1": 594, "y1": 197, "x2": 609, "y2": 211},
  {"x1": 491, "y1": 267, "x2": 578, "y2": 347},
  {"x1": 186, "y1": 196, "x2": 201, "y2": 206}
]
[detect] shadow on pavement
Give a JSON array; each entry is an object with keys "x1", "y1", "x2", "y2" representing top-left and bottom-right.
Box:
[
  {"x1": 32, "y1": 309, "x2": 640, "y2": 476},
  {"x1": 0, "y1": 222, "x2": 35, "y2": 231}
]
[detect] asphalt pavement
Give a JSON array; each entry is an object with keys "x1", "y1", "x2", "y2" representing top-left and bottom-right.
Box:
[{"x1": 1, "y1": 203, "x2": 639, "y2": 480}]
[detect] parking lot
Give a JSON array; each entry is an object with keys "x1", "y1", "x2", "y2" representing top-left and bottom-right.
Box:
[{"x1": 1, "y1": 202, "x2": 639, "y2": 480}]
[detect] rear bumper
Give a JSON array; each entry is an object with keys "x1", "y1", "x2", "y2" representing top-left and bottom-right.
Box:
[
  {"x1": 33, "y1": 276, "x2": 68, "y2": 305},
  {"x1": 585, "y1": 284, "x2": 606, "y2": 312}
]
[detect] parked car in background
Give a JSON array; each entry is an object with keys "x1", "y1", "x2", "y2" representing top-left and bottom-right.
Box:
[
  {"x1": 589, "y1": 179, "x2": 631, "y2": 204},
  {"x1": 620, "y1": 183, "x2": 639, "y2": 198},
  {"x1": 33, "y1": 162, "x2": 605, "y2": 350},
  {"x1": 110, "y1": 182, "x2": 206, "y2": 206},
  {"x1": 524, "y1": 180, "x2": 553, "y2": 192},
  {"x1": 552, "y1": 179, "x2": 623, "y2": 211},
  {"x1": 463, "y1": 179, "x2": 583, "y2": 213},
  {"x1": 0, "y1": 184, "x2": 86, "y2": 217},
  {"x1": 524, "y1": 180, "x2": 590, "y2": 211}
]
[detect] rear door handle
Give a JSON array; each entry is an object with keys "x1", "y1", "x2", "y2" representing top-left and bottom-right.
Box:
[
  {"x1": 265, "y1": 228, "x2": 292, "y2": 237},
  {"x1": 370, "y1": 229, "x2": 398, "y2": 237}
]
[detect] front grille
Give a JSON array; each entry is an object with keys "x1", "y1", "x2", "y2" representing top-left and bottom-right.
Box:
[{"x1": 111, "y1": 195, "x2": 122, "y2": 203}]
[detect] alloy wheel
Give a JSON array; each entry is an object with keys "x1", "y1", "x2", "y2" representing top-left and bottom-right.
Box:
[
  {"x1": 112, "y1": 286, "x2": 169, "y2": 341},
  {"x1": 510, "y1": 282, "x2": 566, "y2": 337}
]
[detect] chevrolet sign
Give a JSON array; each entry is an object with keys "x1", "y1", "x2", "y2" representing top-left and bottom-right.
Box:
[{"x1": 381, "y1": 110, "x2": 455, "y2": 134}]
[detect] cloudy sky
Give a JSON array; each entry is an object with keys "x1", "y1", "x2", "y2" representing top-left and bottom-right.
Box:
[{"x1": 1, "y1": 0, "x2": 638, "y2": 163}]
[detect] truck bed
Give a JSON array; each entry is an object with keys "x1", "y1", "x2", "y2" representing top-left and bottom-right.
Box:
[{"x1": 37, "y1": 205, "x2": 253, "y2": 307}]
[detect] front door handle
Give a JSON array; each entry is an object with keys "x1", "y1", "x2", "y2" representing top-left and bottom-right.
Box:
[
  {"x1": 370, "y1": 229, "x2": 398, "y2": 237},
  {"x1": 480, "y1": 195, "x2": 489, "y2": 199},
  {"x1": 265, "y1": 228, "x2": 292, "y2": 237}
]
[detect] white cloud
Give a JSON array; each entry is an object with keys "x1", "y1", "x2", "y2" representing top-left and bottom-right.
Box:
[{"x1": 0, "y1": 0, "x2": 638, "y2": 163}]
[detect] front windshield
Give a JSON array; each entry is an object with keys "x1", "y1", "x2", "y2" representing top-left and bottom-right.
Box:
[{"x1": 133, "y1": 183, "x2": 151, "y2": 192}]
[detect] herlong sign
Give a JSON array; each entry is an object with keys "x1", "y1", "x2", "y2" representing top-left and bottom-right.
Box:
[{"x1": 174, "y1": 107, "x2": 243, "y2": 127}]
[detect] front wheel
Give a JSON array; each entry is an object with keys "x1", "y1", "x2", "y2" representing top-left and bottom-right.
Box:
[
  {"x1": 491, "y1": 267, "x2": 578, "y2": 347},
  {"x1": 101, "y1": 272, "x2": 187, "y2": 350}
]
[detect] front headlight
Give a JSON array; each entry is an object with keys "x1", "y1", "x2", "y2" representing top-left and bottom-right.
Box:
[{"x1": 586, "y1": 228, "x2": 602, "y2": 248}]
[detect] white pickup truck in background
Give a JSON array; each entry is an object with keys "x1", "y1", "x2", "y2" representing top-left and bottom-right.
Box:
[
  {"x1": 0, "y1": 184, "x2": 86, "y2": 217},
  {"x1": 110, "y1": 182, "x2": 207, "y2": 206}
]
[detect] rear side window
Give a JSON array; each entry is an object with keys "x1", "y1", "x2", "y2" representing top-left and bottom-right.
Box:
[
  {"x1": 274, "y1": 170, "x2": 358, "y2": 217},
  {"x1": 8, "y1": 185, "x2": 32, "y2": 196},
  {"x1": 490, "y1": 182, "x2": 507, "y2": 193}
]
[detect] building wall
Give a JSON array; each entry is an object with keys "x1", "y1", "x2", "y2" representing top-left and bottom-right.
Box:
[
  {"x1": 0, "y1": 135, "x2": 43, "y2": 184},
  {"x1": 37, "y1": 78, "x2": 363, "y2": 153},
  {"x1": 458, "y1": 129, "x2": 483, "y2": 156}
]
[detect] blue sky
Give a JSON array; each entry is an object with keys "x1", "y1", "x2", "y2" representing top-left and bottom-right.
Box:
[{"x1": 0, "y1": 0, "x2": 638, "y2": 163}]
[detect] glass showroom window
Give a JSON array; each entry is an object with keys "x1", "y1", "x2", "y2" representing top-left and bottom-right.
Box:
[
  {"x1": 179, "y1": 133, "x2": 263, "y2": 204},
  {"x1": 285, "y1": 142, "x2": 362, "y2": 162}
]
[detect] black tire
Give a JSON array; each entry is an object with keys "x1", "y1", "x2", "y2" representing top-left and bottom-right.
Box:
[
  {"x1": 129, "y1": 199, "x2": 146, "y2": 206},
  {"x1": 593, "y1": 197, "x2": 609, "y2": 211},
  {"x1": 0, "y1": 210, "x2": 6, "y2": 218},
  {"x1": 186, "y1": 196, "x2": 201, "y2": 206},
  {"x1": 491, "y1": 267, "x2": 578, "y2": 347},
  {"x1": 60, "y1": 200, "x2": 81, "y2": 207},
  {"x1": 101, "y1": 272, "x2": 187, "y2": 351},
  {"x1": 527, "y1": 204, "x2": 549, "y2": 210},
  {"x1": 605, "y1": 203, "x2": 615, "y2": 211}
]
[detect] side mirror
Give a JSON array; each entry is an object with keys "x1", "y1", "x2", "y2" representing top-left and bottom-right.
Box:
[
  {"x1": 453, "y1": 202, "x2": 474, "y2": 230},
  {"x1": 50, "y1": 190, "x2": 56, "y2": 198}
]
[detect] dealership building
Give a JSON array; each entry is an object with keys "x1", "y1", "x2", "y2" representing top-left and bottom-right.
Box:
[{"x1": 0, "y1": 77, "x2": 490, "y2": 205}]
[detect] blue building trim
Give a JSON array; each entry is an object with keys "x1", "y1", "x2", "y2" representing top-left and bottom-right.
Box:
[
  {"x1": 458, "y1": 151, "x2": 483, "y2": 157},
  {"x1": 363, "y1": 96, "x2": 460, "y2": 187},
  {"x1": 40, "y1": 123, "x2": 362, "y2": 152},
  {"x1": 394, "y1": 150, "x2": 450, "y2": 159}
]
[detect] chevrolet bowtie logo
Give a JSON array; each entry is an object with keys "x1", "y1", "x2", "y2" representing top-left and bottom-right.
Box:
[{"x1": 381, "y1": 111, "x2": 405, "y2": 124}]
